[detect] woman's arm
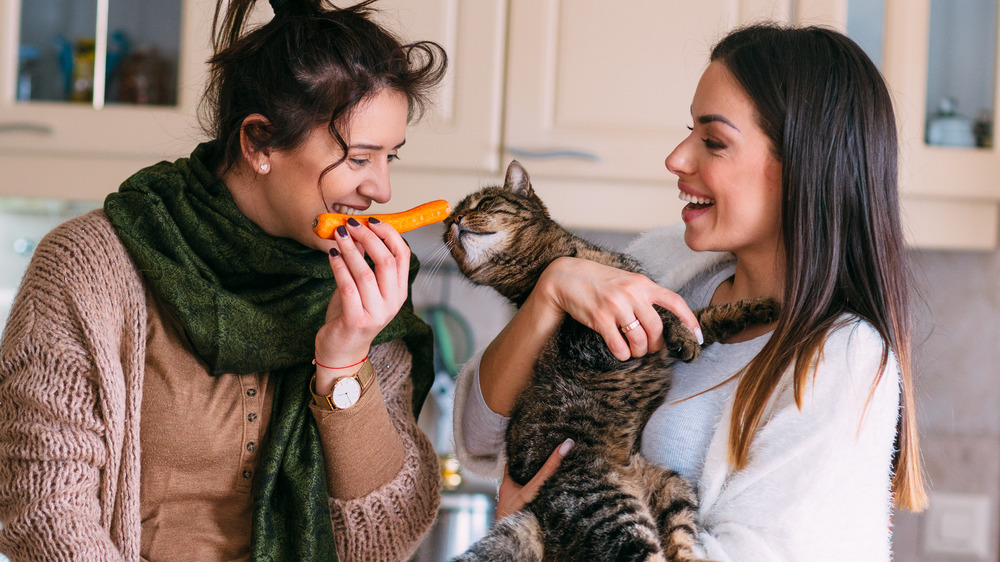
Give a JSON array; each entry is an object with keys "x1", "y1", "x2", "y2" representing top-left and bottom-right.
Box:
[
  {"x1": 326, "y1": 340, "x2": 440, "y2": 561},
  {"x1": 0, "y1": 223, "x2": 133, "y2": 561}
]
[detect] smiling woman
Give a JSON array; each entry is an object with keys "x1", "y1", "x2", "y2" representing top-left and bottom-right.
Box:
[
  {"x1": 454, "y1": 22, "x2": 924, "y2": 562},
  {"x1": 0, "y1": 0, "x2": 448, "y2": 561},
  {"x1": 667, "y1": 62, "x2": 784, "y2": 262},
  {"x1": 223, "y1": 89, "x2": 411, "y2": 250}
]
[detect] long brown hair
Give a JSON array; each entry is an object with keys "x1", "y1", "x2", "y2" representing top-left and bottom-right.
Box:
[
  {"x1": 711, "y1": 24, "x2": 927, "y2": 511},
  {"x1": 204, "y1": 0, "x2": 446, "y2": 176}
]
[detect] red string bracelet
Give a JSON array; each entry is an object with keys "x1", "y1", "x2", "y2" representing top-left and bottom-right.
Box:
[{"x1": 313, "y1": 355, "x2": 368, "y2": 370}]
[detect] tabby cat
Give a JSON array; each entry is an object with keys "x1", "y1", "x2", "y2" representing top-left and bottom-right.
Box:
[{"x1": 444, "y1": 161, "x2": 779, "y2": 562}]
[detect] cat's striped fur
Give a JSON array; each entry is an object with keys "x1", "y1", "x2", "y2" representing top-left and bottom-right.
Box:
[{"x1": 445, "y1": 161, "x2": 778, "y2": 562}]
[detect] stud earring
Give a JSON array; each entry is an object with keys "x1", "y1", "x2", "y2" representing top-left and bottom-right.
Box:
[{"x1": 260, "y1": 162, "x2": 269, "y2": 172}]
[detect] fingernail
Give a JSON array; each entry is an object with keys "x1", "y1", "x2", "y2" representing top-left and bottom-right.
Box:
[
  {"x1": 336, "y1": 225, "x2": 348, "y2": 238},
  {"x1": 695, "y1": 327, "x2": 704, "y2": 346},
  {"x1": 329, "y1": 248, "x2": 340, "y2": 258},
  {"x1": 347, "y1": 217, "x2": 361, "y2": 227},
  {"x1": 368, "y1": 217, "x2": 381, "y2": 224},
  {"x1": 557, "y1": 438, "x2": 575, "y2": 457}
]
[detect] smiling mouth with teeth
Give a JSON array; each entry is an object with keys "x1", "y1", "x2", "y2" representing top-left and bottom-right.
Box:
[
  {"x1": 678, "y1": 191, "x2": 716, "y2": 208},
  {"x1": 330, "y1": 204, "x2": 366, "y2": 215}
]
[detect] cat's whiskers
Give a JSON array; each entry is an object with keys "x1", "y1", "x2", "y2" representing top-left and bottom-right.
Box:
[{"x1": 413, "y1": 243, "x2": 456, "y2": 297}]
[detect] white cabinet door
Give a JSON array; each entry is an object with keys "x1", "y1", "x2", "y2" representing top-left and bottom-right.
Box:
[
  {"x1": 501, "y1": 0, "x2": 793, "y2": 184},
  {"x1": 374, "y1": 0, "x2": 507, "y2": 174}
]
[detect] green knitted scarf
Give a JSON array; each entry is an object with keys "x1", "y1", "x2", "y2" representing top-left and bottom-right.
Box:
[{"x1": 104, "y1": 142, "x2": 435, "y2": 561}]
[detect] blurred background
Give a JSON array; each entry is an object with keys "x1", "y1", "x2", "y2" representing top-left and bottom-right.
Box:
[{"x1": 1, "y1": 1, "x2": 999, "y2": 560}]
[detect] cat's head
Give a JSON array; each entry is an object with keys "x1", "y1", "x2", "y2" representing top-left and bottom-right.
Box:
[{"x1": 443, "y1": 161, "x2": 560, "y2": 301}]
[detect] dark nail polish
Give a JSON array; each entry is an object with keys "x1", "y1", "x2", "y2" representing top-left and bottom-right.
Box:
[
  {"x1": 347, "y1": 217, "x2": 361, "y2": 227},
  {"x1": 368, "y1": 217, "x2": 381, "y2": 224},
  {"x1": 336, "y1": 225, "x2": 348, "y2": 238},
  {"x1": 330, "y1": 248, "x2": 340, "y2": 257}
]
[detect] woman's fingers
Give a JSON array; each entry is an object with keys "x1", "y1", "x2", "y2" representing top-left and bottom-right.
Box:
[
  {"x1": 364, "y1": 217, "x2": 411, "y2": 295},
  {"x1": 496, "y1": 438, "x2": 575, "y2": 520},
  {"x1": 650, "y1": 286, "x2": 703, "y2": 345},
  {"x1": 542, "y1": 257, "x2": 700, "y2": 361},
  {"x1": 333, "y1": 219, "x2": 408, "y2": 313}
]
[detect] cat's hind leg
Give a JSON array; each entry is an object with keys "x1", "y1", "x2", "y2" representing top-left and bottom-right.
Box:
[
  {"x1": 450, "y1": 509, "x2": 544, "y2": 562},
  {"x1": 627, "y1": 454, "x2": 707, "y2": 562}
]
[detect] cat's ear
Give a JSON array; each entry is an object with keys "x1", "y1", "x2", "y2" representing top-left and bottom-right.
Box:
[{"x1": 504, "y1": 160, "x2": 534, "y2": 198}]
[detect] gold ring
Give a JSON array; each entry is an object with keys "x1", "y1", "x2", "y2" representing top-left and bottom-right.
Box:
[{"x1": 621, "y1": 318, "x2": 641, "y2": 334}]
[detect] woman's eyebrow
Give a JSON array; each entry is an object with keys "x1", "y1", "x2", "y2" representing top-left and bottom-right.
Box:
[
  {"x1": 697, "y1": 114, "x2": 741, "y2": 133},
  {"x1": 349, "y1": 139, "x2": 407, "y2": 151}
]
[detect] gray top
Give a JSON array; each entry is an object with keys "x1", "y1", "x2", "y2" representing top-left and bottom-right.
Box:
[{"x1": 640, "y1": 262, "x2": 769, "y2": 482}]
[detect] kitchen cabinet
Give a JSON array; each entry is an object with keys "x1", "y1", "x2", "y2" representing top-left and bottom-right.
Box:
[
  {"x1": 884, "y1": 0, "x2": 1000, "y2": 250},
  {"x1": 372, "y1": 0, "x2": 507, "y2": 174},
  {"x1": 793, "y1": 0, "x2": 1000, "y2": 249},
  {"x1": 388, "y1": 0, "x2": 801, "y2": 233},
  {"x1": 501, "y1": 0, "x2": 792, "y2": 184},
  {"x1": 0, "y1": 0, "x2": 507, "y2": 202},
  {"x1": 1, "y1": 0, "x2": 997, "y2": 249},
  {"x1": 0, "y1": 0, "x2": 215, "y2": 201}
]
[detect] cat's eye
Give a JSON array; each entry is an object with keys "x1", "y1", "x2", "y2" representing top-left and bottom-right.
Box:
[{"x1": 476, "y1": 196, "x2": 497, "y2": 211}]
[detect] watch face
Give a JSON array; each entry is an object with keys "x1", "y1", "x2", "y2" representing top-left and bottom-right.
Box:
[{"x1": 332, "y1": 377, "x2": 362, "y2": 409}]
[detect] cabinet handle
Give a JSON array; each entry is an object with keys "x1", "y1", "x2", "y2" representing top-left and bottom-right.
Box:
[
  {"x1": 506, "y1": 147, "x2": 600, "y2": 163},
  {"x1": 0, "y1": 123, "x2": 54, "y2": 135}
]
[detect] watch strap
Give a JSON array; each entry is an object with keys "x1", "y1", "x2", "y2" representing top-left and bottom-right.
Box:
[{"x1": 310, "y1": 359, "x2": 375, "y2": 411}]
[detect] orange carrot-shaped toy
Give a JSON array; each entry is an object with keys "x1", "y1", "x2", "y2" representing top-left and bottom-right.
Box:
[{"x1": 313, "y1": 199, "x2": 452, "y2": 239}]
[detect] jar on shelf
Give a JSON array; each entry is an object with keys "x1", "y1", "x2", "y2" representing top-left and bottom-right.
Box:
[{"x1": 70, "y1": 38, "x2": 96, "y2": 103}]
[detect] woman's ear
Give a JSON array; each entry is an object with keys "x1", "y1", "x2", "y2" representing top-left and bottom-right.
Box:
[{"x1": 240, "y1": 114, "x2": 272, "y2": 173}]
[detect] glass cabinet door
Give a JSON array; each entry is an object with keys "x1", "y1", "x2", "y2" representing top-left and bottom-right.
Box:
[
  {"x1": 924, "y1": 0, "x2": 996, "y2": 148},
  {"x1": 0, "y1": 0, "x2": 216, "y2": 202},
  {"x1": 16, "y1": 0, "x2": 183, "y2": 108}
]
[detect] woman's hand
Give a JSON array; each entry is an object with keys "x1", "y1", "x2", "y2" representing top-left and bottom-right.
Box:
[
  {"x1": 478, "y1": 256, "x2": 701, "y2": 415},
  {"x1": 313, "y1": 218, "x2": 410, "y2": 393},
  {"x1": 538, "y1": 256, "x2": 701, "y2": 361},
  {"x1": 496, "y1": 439, "x2": 575, "y2": 520}
]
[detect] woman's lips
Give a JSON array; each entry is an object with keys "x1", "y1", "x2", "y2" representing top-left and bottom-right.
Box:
[
  {"x1": 678, "y1": 190, "x2": 716, "y2": 206},
  {"x1": 678, "y1": 190, "x2": 715, "y2": 222},
  {"x1": 330, "y1": 204, "x2": 369, "y2": 215}
]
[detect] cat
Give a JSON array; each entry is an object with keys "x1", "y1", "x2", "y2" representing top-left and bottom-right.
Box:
[{"x1": 444, "y1": 160, "x2": 779, "y2": 562}]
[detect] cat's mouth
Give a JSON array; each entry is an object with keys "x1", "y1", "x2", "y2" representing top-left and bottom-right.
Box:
[
  {"x1": 448, "y1": 221, "x2": 505, "y2": 267},
  {"x1": 450, "y1": 221, "x2": 497, "y2": 243}
]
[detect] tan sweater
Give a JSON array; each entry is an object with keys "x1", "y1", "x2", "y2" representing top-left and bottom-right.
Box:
[{"x1": 0, "y1": 210, "x2": 441, "y2": 561}]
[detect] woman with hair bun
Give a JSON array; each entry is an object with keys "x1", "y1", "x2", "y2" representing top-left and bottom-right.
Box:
[{"x1": 0, "y1": 1, "x2": 446, "y2": 560}]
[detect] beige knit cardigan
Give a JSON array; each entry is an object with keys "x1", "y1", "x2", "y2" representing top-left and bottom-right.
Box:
[{"x1": 0, "y1": 210, "x2": 441, "y2": 561}]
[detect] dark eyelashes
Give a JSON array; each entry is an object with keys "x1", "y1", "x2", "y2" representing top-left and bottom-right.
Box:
[{"x1": 687, "y1": 125, "x2": 725, "y2": 150}]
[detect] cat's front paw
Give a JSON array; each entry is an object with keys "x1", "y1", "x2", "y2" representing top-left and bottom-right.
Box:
[{"x1": 664, "y1": 324, "x2": 700, "y2": 362}]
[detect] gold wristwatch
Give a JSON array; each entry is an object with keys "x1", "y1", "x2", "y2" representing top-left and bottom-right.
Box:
[{"x1": 310, "y1": 360, "x2": 375, "y2": 410}]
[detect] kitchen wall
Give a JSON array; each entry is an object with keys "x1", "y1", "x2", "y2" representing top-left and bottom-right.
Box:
[{"x1": 1, "y1": 199, "x2": 998, "y2": 560}]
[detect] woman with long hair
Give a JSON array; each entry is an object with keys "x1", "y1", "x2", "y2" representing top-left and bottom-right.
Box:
[{"x1": 455, "y1": 23, "x2": 925, "y2": 560}]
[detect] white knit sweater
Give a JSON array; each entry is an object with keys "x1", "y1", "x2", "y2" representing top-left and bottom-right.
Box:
[{"x1": 453, "y1": 224, "x2": 900, "y2": 562}]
